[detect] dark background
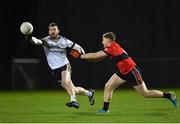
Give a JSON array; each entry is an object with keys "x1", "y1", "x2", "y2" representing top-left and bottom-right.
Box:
[{"x1": 0, "y1": 0, "x2": 180, "y2": 90}]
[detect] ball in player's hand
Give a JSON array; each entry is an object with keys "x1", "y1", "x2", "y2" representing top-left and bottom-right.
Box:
[
  {"x1": 20, "y1": 22, "x2": 33, "y2": 35},
  {"x1": 70, "y1": 49, "x2": 81, "y2": 58}
]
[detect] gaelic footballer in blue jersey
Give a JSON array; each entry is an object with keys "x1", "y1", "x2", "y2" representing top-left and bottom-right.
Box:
[{"x1": 28, "y1": 23, "x2": 95, "y2": 109}]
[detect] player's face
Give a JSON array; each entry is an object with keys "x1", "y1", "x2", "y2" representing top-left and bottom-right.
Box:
[
  {"x1": 48, "y1": 26, "x2": 60, "y2": 39},
  {"x1": 102, "y1": 37, "x2": 111, "y2": 48}
]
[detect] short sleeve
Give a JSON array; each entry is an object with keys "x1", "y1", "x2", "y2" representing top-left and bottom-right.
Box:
[
  {"x1": 103, "y1": 47, "x2": 112, "y2": 56},
  {"x1": 66, "y1": 39, "x2": 74, "y2": 48},
  {"x1": 40, "y1": 36, "x2": 49, "y2": 46}
]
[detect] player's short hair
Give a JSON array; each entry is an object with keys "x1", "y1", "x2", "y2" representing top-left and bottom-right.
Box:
[
  {"x1": 102, "y1": 32, "x2": 116, "y2": 41},
  {"x1": 48, "y1": 23, "x2": 59, "y2": 29}
]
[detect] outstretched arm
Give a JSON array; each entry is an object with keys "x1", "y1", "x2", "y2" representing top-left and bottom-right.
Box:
[
  {"x1": 25, "y1": 35, "x2": 43, "y2": 45},
  {"x1": 30, "y1": 36, "x2": 43, "y2": 45},
  {"x1": 80, "y1": 51, "x2": 108, "y2": 61}
]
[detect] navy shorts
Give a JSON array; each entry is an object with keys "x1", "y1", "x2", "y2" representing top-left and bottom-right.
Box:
[
  {"x1": 51, "y1": 64, "x2": 71, "y2": 84},
  {"x1": 116, "y1": 66, "x2": 143, "y2": 86}
]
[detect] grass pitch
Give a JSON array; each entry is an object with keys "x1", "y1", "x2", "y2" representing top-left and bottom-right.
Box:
[{"x1": 0, "y1": 89, "x2": 179, "y2": 123}]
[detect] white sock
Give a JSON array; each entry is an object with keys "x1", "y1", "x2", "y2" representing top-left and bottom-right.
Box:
[
  {"x1": 85, "y1": 91, "x2": 92, "y2": 97},
  {"x1": 70, "y1": 95, "x2": 77, "y2": 102}
]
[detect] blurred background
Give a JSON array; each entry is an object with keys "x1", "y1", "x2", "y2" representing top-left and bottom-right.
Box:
[{"x1": 0, "y1": 0, "x2": 180, "y2": 90}]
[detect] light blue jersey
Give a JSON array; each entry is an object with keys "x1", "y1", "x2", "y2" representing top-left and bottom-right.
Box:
[{"x1": 41, "y1": 36, "x2": 74, "y2": 70}]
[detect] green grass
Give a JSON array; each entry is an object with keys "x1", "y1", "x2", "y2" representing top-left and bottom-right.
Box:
[{"x1": 0, "y1": 89, "x2": 179, "y2": 123}]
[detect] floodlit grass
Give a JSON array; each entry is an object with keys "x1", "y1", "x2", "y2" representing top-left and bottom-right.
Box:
[{"x1": 0, "y1": 89, "x2": 179, "y2": 123}]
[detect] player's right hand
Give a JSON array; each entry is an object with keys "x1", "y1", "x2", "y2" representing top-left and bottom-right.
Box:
[
  {"x1": 70, "y1": 49, "x2": 81, "y2": 59},
  {"x1": 31, "y1": 37, "x2": 43, "y2": 45}
]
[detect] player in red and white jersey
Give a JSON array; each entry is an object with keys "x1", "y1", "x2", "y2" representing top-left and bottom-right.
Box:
[{"x1": 74, "y1": 32, "x2": 177, "y2": 112}]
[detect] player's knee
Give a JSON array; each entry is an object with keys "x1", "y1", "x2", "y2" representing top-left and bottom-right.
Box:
[
  {"x1": 105, "y1": 83, "x2": 112, "y2": 91},
  {"x1": 140, "y1": 90, "x2": 149, "y2": 98},
  {"x1": 73, "y1": 87, "x2": 78, "y2": 93},
  {"x1": 61, "y1": 80, "x2": 70, "y2": 88}
]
